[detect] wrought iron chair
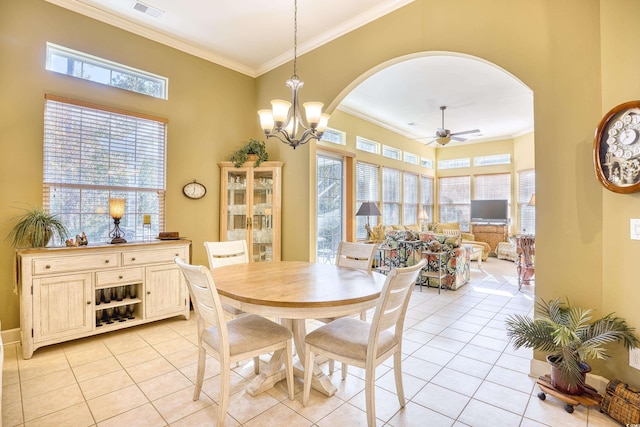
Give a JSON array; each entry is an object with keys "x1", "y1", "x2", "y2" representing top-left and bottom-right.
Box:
[{"x1": 516, "y1": 235, "x2": 535, "y2": 290}]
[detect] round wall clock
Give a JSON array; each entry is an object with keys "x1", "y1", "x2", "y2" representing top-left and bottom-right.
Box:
[
  {"x1": 594, "y1": 100, "x2": 640, "y2": 194},
  {"x1": 182, "y1": 180, "x2": 206, "y2": 199}
]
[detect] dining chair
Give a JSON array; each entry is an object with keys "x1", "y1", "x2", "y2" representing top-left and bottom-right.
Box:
[
  {"x1": 203, "y1": 240, "x2": 259, "y2": 373},
  {"x1": 175, "y1": 258, "x2": 294, "y2": 426},
  {"x1": 302, "y1": 259, "x2": 426, "y2": 427},
  {"x1": 323, "y1": 241, "x2": 378, "y2": 374}
]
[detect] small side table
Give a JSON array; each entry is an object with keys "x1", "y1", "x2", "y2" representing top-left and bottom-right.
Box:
[
  {"x1": 421, "y1": 250, "x2": 447, "y2": 294},
  {"x1": 398, "y1": 240, "x2": 422, "y2": 267}
]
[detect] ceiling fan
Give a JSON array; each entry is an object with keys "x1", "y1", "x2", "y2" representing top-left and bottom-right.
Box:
[{"x1": 419, "y1": 106, "x2": 480, "y2": 146}]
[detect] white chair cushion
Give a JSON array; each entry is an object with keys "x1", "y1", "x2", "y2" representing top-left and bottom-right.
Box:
[
  {"x1": 202, "y1": 314, "x2": 291, "y2": 355},
  {"x1": 305, "y1": 317, "x2": 397, "y2": 360}
]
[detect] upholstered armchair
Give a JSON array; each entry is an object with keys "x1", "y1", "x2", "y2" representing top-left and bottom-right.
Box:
[{"x1": 434, "y1": 222, "x2": 490, "y2": 261}]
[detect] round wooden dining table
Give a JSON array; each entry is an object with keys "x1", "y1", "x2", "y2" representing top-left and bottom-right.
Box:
[{"x1": 210, "y1": 261, "x2": 387, "y2": 397}]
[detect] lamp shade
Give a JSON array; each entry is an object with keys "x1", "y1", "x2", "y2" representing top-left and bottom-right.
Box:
[
  {"x1": 528, "y1": 194, "x2": 536, "y2": 206},
  {"x1": 109, "y1": 198, "x2": 125, "y2": 219},
  {"x1": 356, "y1": 201, "x2": 381, "y2": 217}
]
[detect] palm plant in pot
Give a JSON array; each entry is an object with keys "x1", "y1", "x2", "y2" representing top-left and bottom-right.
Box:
[
  {"x1": 6, "y1": 207, "x2": 68, "y2": 248},
  {"x1": 505, "y1": 298, "x2": 639, "y2": 395}
]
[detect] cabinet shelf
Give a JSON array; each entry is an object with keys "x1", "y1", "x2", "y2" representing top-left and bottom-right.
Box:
[{"x1": 95, "y1": 297, "x2": 142, "y2": 310}]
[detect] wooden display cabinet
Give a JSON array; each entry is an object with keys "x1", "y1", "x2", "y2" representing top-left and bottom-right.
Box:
[
  {"x1": 470, "y1": 223, "x2": 508, "y2": 255},
  {"x1": 218, "y1": 161, "x2": 282, "y2": 262}
]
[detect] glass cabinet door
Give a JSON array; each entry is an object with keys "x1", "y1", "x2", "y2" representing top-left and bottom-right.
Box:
[
  {"x1": 252, "y1": 169, "x2": 274, "y2": 262},
  {"x1": 225, "y1": 169, "x2": 248, "y2": 242}
]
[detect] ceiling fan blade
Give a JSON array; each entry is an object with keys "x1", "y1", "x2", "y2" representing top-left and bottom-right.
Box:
[
  {"x1": 450, "y1": 129, "x2": 480, "y2": 137},
  {"x1": 451, "y1": 136, "x2": 467, "y2": 142}
]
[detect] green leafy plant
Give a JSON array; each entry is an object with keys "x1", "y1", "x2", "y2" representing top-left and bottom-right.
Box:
[
  {"x1": 6, "y1": 207, "x2": 69, "y2": 248},
  {"x1": 505, "y1": 298, "x2": 639, "y2": 394},
  {"x1": 230, "y1": 139, "x2": 268, "y2": 168}
]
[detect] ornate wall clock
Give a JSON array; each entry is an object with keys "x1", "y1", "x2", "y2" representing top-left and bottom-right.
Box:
[
  {"x1": 594, "y1": 100, "x2": 640, "y2": 193},
  {"x1": 182, "y1": 180, "x2": 207, "y2": 199}
]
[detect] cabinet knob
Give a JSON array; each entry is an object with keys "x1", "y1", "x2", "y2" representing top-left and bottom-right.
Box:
[
  {"x1": 118, "y1": 275, "x2": 123, "y2": 279},
  {"x1": 105, "y1": 259, "x2": 110, "y2": 264},
  {"x1": 147, "y1": 291, "x2": 151, "y2": 295},
  {"x1": 87, "y1": 301, "x2": 91, "y2": 305},
  {"x1": 131, "y1": 257, "x2": 136, "y2": 261},
  {"x1": 45, "y1": 265, "x2": 51, "y2": 269},
  {"x1": 175, "y1": 253, "x2": 179, "y2": 257}
]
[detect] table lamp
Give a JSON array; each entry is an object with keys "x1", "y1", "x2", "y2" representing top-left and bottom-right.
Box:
[
  {"x1": 109, "y1": 198, "x2": 127, "y2": 244},
  {"x1": 356, "y1": 201, "x2": 381, "y2": 241}
]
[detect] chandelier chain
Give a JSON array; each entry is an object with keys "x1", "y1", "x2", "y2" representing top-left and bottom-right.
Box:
[{"x1": 293, "y1": 0, "x2": 298, "y2": 78}]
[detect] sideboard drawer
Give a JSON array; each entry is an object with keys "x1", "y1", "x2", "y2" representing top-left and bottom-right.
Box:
[
  {"x1": 32, "y1": 253, "x2": 119, "y2": 275},
  {"x1": 96, "y1": 267, "x2": 144, "y2": 287},
  {"x1": 122, "y1": 247, "x2": 188, "y2": 266}
]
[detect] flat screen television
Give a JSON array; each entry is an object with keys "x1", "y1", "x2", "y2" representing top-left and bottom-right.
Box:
[{"x1": 470, "y1": 199, "x2": 508, "y2": 224}]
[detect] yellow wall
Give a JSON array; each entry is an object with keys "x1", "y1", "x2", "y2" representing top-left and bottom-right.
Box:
[
  {"x1": 0, "y1": 0, "x2": 259, "y2": 329},
  {"x1": 3, "y1": 0, "x2": 640, "y2": 387}
]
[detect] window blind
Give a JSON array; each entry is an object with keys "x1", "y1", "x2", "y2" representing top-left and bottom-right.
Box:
[
  {"x1": 518, "y1": 169, "x2": 536, "y2": 234},
  {"x1": 356, "y1": 161, "x2": 380, "y2": 239},
  {"x1": 382, "y1": 167, "x2": 401, "y2": 225},
  {"x1": 43, "y1": 96, "x2": 166, "y2": 244},
  {"x1": 438, "y1": 176, "x2": 470, "y2": 231},
  {"x1": 420, "y1": 175, "x2": 434, "y2": 223},
  {"x1": 474, "y1": 173, "x2": 511, "y2": 201},
  {"x1": 403, "y1": 172, "x2": 418, "y2": 225}
]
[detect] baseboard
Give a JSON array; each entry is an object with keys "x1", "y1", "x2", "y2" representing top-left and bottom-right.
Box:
[
  {"x1": 529, "y1": 357, "x2": 609, "y2": 395},
  {"x1": 1, "y1": 328, "x2": 21, "y2": 345}
]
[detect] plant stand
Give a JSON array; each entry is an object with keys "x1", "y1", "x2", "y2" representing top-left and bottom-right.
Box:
[{"x1": 536, "y1": 375, "x2": 602, "y2": 413}]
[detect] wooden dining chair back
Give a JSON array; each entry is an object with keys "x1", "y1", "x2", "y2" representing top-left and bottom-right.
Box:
[
  {"x1": 204, "y1": 240, "x2": 249, "y2": 268},
  {"x1": 175, "y1": 258, "x2": 294, "y2": 426},
  {"x1": 335, "y1": 241, "x2": 377, "y2": 272},
  {"x1": 303, "y1": 259, "x2": 426, "y2": 427},
  {"x1": 203, "y1": 240, "x2": 261, "y2": 372}
]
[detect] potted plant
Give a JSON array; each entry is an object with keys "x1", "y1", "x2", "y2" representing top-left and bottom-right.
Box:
[
  {"x1": 230, "y1": 138, "x2": 268, "y2": 168},
  {"x1": 505, "y1": 298, "x2": 639, "y2": 395},
  {"x1": 6, "y1": 207, "x2": 69, "y2": 248}
]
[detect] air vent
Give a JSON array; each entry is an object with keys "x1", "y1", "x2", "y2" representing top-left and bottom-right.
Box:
[{"x1": 133, "y1": 1, "x2": 164, "y2": 18}]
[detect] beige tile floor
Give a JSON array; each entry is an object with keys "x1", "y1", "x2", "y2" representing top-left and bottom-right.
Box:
[{"x1": 2, "y1": 259, "x2": 620, "y2": 426}]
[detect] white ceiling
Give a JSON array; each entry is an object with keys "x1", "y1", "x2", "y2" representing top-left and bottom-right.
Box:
[{"x1": 46, "y1": 0, "x2": 534, "y2": 145}]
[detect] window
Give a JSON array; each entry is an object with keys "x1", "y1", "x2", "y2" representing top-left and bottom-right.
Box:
[
  {"x1": 320, "y1": 127, "x2": 346, "y2": 145},
  {"x1": 474, "y1": 173, "x2": 511, "y2": 202},
  {"x1": 45, "y1": 43, "x2": 168, "y2": 99},
  {"x1": 420, "y1": 175, "x2": 434, "y2": 224},
  {"x1": 474, "y1": 154, "x2": 511, "y2": 166},
  {"x1": 420, "y1": 157, "x2": 434, "y2": 169},
  {"x1": 382, "y1": 145, "x2": 401, "y2": 160},
  {"x1": 356, "y1": 136, "x2": 380, "y2": 154},
  {"x1": 316, "y1": 154, "x2": 344, "y2": 262},
  {"x1": 43, "y1": 95, "x2": 166, "y2": 244},
  {"x1": 439, "y1": 176, "x2": 471, "y2": 231},
  {"x1": 438, "y1": 158, "x2": 471, "y2": 169},
  {"x1": 403, "y1": 151, "x2": 419, "y2": 165},
  {"x1": 518, "y1": 169, "x2": 536, "y2": 234},
  {"x1": 403, "y1": 173, "x2": 419, "y2": 225},
  {"x1": 382, "y1": 168, "x2": 401, "y2": 225},
  {"x1": 356, "y1": 162, "x2": 380, "y2": 240}
]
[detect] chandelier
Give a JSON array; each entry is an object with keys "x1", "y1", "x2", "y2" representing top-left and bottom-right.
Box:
[{"x1": 258, "y1": 0, "x2": 330, "y2": 149}]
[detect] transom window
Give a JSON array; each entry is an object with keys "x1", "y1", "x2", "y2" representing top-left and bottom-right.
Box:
[
  {"x1": 474, "y1": 154, "x2": 511, "y2": 166},
  {"x1": 45, "y1": 42, "x2": 168, "y2": 100},
  {"x1": 438, "y1": 158, "x2": 471, "y2": 169},
  {"x1": 403, "y1": 151, "x2": 419, "y2": 165},
  {"x1": 356, "y1": 136, "x2": 380, "y2": 154},
  {"x1": 43, "y1": 95, "x2": 167, "y2": 244},
  {"x1": 320, "y1": 127, "x2": 346, "y2": 145},
  {"x1": 382, "y1": 145, "x2": 401, "y2": 160}
]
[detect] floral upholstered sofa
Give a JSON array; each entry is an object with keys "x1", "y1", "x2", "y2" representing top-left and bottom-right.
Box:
[{"x1": 379, "y1": 230, "x2": 472, "y2": 291}]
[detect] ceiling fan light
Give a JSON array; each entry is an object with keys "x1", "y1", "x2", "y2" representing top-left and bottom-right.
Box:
[{"x1": 436, "y1": 136, "x2": 451, "y2": 145}]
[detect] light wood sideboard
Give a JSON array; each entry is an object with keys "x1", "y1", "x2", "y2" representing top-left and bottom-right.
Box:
[
  {"x1": 470, "y1": 223, "x2": 508, "y2": 255},
  {"x1": 16, "y1": 240, "x2": 191, "y2": 359}
]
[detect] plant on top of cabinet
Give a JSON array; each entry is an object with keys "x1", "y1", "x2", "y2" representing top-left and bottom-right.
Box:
[
  {"x1": 6, "y1": 206, "x2": 68, "y2": 248},
  {"x1": 230, "y1": 138, "x2": 268, "y2": 168}
]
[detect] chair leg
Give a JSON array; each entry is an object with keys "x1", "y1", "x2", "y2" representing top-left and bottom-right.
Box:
[
  {"x1": 253, "y1": 356, "x2": 260, "y2": 375},
  {"x1": 393, "y1": 351, "x2": 405, "y2": 407},
  {"x1": 284, "y1": 339, "x2": 295, "y2": 400},
  {"x1": 341, "y1": 363, "x2": 348, "y2": 380},
  {"x1": 365, "y1": 362, "x2": 376, "y2": 427},
  {"x1": 218, "y1": 365, "x2": 230, "y2": 426},
  {"x1": 193, "y1": 346, "x2": 206, "y2": 400},
  {"x1": 329, "y1": 358, "x2": 335, "y2": 374},
  {"x1": 302, "y1": 343, "x2": 315, "y2": 406}
]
